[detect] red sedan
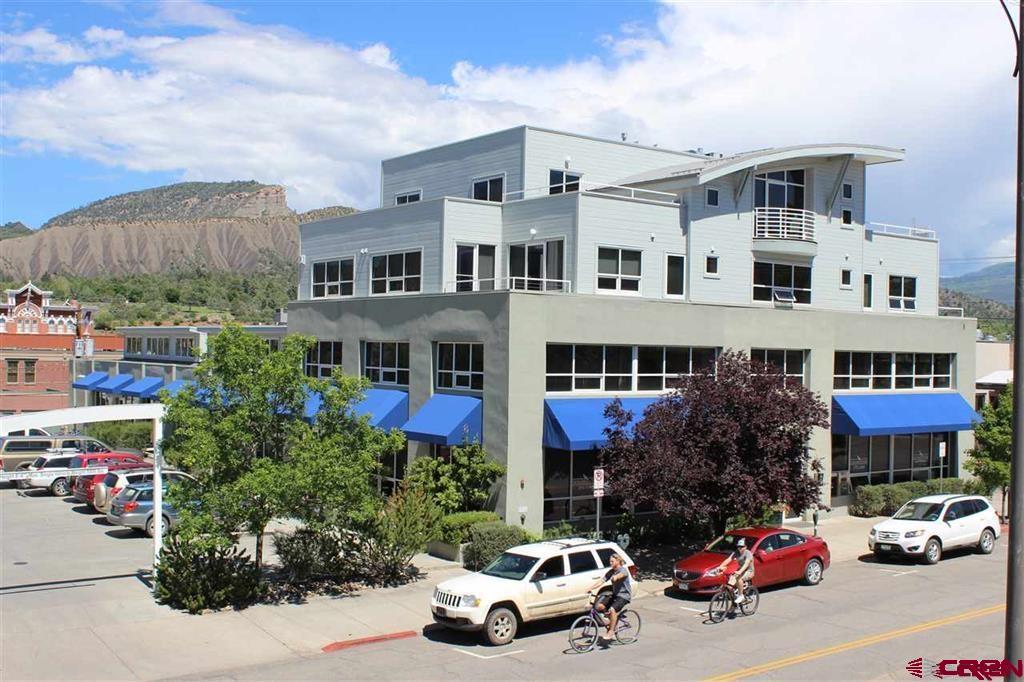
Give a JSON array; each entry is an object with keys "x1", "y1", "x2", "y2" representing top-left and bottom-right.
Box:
[{"x1": 672, "y1": 527, "x2": 830, "y2": 595}]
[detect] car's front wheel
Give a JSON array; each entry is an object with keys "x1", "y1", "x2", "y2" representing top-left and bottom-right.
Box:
[
  {"x1": 50, "y1": 477, "x2": 70, "y2": 496},
  {"x1": 483, "y1": 607, "x2": 517, "y2": 646},
  {"x1": 803, "y1": 558, "x2": 824, "y2": 586},
  {"x1": 977, "y1": 528, "x2": 996, "y2": 555},
  {"x1": 922, "y1": 538, "x2": 942, "y2": 565}
]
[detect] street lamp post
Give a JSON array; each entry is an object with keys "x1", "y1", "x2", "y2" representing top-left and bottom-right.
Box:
[{"x1": 1001, "y1": 0, "x2": 1024, "y2": 669}]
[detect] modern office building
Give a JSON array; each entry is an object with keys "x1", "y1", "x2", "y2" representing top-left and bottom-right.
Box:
[
  {"x1": 288, "y1": 125, "x2": 978, "y2": 532},
  {"x1": 71, "y1": 322, "x2": 288, "y2": 406},
  {"x1": 0, "y1": 282, "x2": 122, "y2": 415}
]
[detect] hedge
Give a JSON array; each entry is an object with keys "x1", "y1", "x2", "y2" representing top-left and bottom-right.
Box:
[
  {"x1": 850, "y1": 478, "x2": 988, "y2": 517},
  {"x1": 462, "y1": 522, "x2": 533, "y2": 570},
  {"x1": 438, "y1": 511, "x2": 502, "y2": 546}
]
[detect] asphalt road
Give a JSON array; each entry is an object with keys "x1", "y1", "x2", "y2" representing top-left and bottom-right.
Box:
[{"x1": 190, "y1": 538, "x2": 1010, "y2": 681}]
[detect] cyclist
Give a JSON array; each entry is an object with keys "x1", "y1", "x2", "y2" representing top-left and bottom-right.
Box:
[
  {"x1": 587, "y1": 553, "x2": 631, "y2": 641},
  {"x1": 715, "y1": 537, "x2": 754, "y2": 604}
]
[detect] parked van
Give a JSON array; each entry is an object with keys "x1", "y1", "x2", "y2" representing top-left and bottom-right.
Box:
[{"x1": 0, "y1": 436, "x2": 117, "y2": 474}]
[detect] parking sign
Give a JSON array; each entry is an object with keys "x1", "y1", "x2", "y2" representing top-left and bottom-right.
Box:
[{"x1": 593, "y1": 467, "x2": 605, "y2": 498}]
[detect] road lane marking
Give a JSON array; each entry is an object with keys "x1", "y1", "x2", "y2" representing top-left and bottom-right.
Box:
[
  {"x1": 680, "y1": 606, "x2": 705, "y2": 613},
  {"x1": 703, "y1": 603, "x2": 1005, "y2": 681},
  {"x1": 452, "y1": 648, "x2": 525, "y2": 660}
]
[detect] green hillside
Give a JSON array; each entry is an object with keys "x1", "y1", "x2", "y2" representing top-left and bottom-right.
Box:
[
  {"x1": 940, "y1": 261, "x2": 1014, "y2": 306},
  {"x1": 0, "y1": 221, "x2": 32, "y2": 240}
]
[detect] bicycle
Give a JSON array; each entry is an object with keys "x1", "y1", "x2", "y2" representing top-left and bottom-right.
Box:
[
  {"x1": 568, "y1": 592, "x2": 642, "y2": 652},
  {"x1": 706, "y1": 569, "x2": 759, "y2": 623}
]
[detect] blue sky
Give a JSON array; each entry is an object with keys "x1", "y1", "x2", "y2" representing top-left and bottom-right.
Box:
[{"x1": 0, "y1": 1, "x2": 1016, "y2": 274}]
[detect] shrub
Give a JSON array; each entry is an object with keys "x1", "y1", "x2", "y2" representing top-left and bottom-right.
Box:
[
  {"x1": 154, "y1": 533, "x2": 261, "y2": 614},
  {"x1": 439, "y1": 511, "x2": 501, "y2": 546},
  {"x1": 924, "y1": 477, "x2": 968, "y2": 495},
  {"x1": 542, "y1": 520, "x2": 577, "y2": 540},
  {"x1": 272, "y1": 527, "x2": 357, "y2": 583},
  {"x1": 359, "y1": 485, "x2": 442, "y2": 585},
  {"x1": 405, "y1": 440, "x2": 505, "y2": 514},
  {"x1": 852, "y1": 478, "x2": 984, "y2": 518},
  {"x1": 850, "y1": 484, "x2": 886, "y2": 517},
  {"x1": 463, "y1": 521, "x2": 532, "y2": 570}
]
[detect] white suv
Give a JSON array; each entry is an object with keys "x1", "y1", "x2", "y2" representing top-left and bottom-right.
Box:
[
  {"x1": 431, "y1": 538, "x2": 636, "y2": 646},
  {"x1": 868, "y1": 494, "x2": 1001, "y2": 564}
]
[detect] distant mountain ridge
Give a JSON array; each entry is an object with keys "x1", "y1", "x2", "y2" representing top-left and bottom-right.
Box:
[
  {"x1": 941, "y1": 261, "x2": 1014, "y2": 306},
  {"x1": 0, "y1": 221, "x2": 32, "y2": 241},
  {"x1": 0, "y1": 181, "x2": 356, "y2": 278}
]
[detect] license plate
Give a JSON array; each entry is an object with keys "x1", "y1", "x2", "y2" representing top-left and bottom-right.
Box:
[
  {"x1": 435, "y1": 607, "x2": 449, "y2": 618},
  {"x1": 678, "y1": 582, "x2": 689, "y2": 590},
  {"x1": 879, "y1": 544, "x2": 891, "y2": 550}
]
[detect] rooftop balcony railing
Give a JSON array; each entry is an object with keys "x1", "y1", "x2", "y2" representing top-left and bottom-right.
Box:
[
  {"x1": 442, "y1": 277, "x2": 574, "y2": 294},
  {"x1": 867, "y1": 222, "x2": 937, "y2": 240},
  {"x1": 504, "y1": 180, "x2": 678, "y2": 205},
  {"x1": 753, "y1": 207, "x2": 816, "y2": 242}
]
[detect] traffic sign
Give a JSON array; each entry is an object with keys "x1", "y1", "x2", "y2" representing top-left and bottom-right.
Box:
[{"x1": 593, "y1": 467, "x2": 605, "y2": 497}]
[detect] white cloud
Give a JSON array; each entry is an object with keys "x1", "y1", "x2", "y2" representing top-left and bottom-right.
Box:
[
  {"x1": 2, "y1": 27, "x2": 93, "y2": 64},
  {"x1": 0, "y1": 1, "x2": 1016, "y2": 262}
]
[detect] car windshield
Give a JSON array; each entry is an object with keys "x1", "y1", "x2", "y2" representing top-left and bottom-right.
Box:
[
  {"x1": 706, "y1": 534, "x2": 758, "y2": 554},
  {"x1": 893, "y1": 502, "x2": 944, "y2": 521},
  {"x1": 481, "y1": 552, "x2": 538, "y2": 580}
]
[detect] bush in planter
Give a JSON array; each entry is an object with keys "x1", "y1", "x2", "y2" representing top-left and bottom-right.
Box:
[
  {"x1": 850, "y1": 484, "x2": 886, "y2": 517},
  {"x1": 438, "y1": 511, "x2": 501, "y2": 546},
  {"x1": 542, "y1": 520, "x2": 577, "y2": 540},
  {"x1": 882, "y1": 482, "x2": 927, "y2": 514},
  {"x1": 463, "y1": 522, "x2": 532, "y2": 570},
  {"x1": 154, "y1": 532, "x2": 262, "y2": 614},
  {"x1": 272, "y1": 527, "x2": 357, "y2": 583}
]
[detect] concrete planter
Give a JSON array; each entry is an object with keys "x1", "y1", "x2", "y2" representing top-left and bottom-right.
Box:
[{"x1": 427, "y1": 540, "x2": 468, "y2": 563}]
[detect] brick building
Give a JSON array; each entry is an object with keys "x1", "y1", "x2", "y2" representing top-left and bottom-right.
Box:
[{"x1": 0, "y1": 282, "x2": 122, "y2": 415}]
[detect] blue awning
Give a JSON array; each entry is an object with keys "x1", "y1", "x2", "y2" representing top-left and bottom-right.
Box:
[
  {"x1": 403, "y1": 394, "x2": 482, "y2": 445},
  {"x1": 832, "y1": 393, "x2": 979, "y2": 436},
  {"x1": 95, "y1": 374, "x2": 134, "y2": 394},
  {"x1": 119, "y1": 376, "x2": 165, "y2": 398},
  {"x1": 303, "y1": 388, "x2": 409, "y2": 430},
  {"x1": 543, "y1": 397, "x2": 661, "y2": 450},
  {"x1": 72, "y1": 371, "x2": 108, "y2": 390},
  {"x1": 161, "y1": 379, "x2": 194, "y2": 397}
]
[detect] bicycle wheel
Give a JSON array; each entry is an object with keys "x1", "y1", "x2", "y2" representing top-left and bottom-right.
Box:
[
  {"x1": 740, "y1": 586, "x2": 760, "y2": 616},
  {"x1": 569, "y1": 615, "x2": 599, "y2": 653},
  {"x1": 708, "y1": 590, "x2": 731, "y2": 623},
  {"x1": 614, "y1": 609, "x2": 642, "y2": 644}
]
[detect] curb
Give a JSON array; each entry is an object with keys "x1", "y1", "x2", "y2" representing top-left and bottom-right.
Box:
[{"x1": 322, "y1": 630, "x2": 418, "y2": 653}]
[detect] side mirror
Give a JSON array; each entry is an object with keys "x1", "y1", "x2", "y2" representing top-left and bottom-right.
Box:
[
  {"x1": 532, "y1": 572, "x2": 547, "y2": 582},
  {"x1": 755, "y1": 550, "x2": 767, "y2": 560}
]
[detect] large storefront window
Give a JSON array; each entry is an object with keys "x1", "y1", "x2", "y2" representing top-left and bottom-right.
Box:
[
  {"x1": 543, "y1": 448, "x2": 625, "y2": 525},
  {"x1": 831, "y1": 432, "x2": 953, "y2": 496},
  {"x1": 546, "y1": 344, "x2": 717, "y2": 393},
  {"x1": 750, "y1": 348, "x2": 806, "y2": 386},
  {"x1": 833, "y1": 352, "x2": 953, "y2": 390}
]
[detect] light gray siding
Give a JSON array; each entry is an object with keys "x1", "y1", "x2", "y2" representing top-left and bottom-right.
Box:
[
  {"x1": 864, "y1": 231, "x2": 940, "y2": 315},
  {"x1": 381, "y1": 128, "x2": 525, "y2": 206},
  {"x1": 501, "y1": 193, "x2": 579, "y2": 286},
  {"x1": 441, "y1": 199, "x2": 504, "y2": 290},
  {"x1": 299, "y1": 200, "x2": 445, "y2": 299}
]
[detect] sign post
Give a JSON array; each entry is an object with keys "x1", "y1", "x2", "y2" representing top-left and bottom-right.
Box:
[
  {"x1": 593, "y1": 467, "x2": 605, "y2": 539},
  {"x1": 938, "y1": 442, "x2": 947, "y2": 493}
]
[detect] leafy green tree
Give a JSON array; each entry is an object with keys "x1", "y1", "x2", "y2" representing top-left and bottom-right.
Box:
[
  {"x1": 966, "y1": 393, "x2": 1013, "y2": 519},
  {"x1": 357, "y1": 483, "x2": 442, "y2": 585},
  {"x1": 405, "y1": 439, "x2": 504, "y2": 515}
]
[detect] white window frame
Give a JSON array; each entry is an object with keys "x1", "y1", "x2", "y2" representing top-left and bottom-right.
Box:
[
  {"x1": 548, "y1": 169, "x2": 582, "y2": 195},
  {"x1": 832, "y1": 351, "x2": 954, "y2": 391},
  {"x1": 704, "y1": 254, "x2": 720, "y2": 279},
  {"x1": 665, "y1": 253, "x2": 686, "y2": 299},
  {"x1": 395, "y1": 190, "x2": 422, "y2": 206},
  {"x1": 840, "y1": 269, "x2": 853, "y2": 290},
  {"x1": 174, "y1": 337, "x2": 195, "y2": 358},
  {"x1": 369, "y1": 248, "x2": 424, "y2": 296},
  {"x1": 363, "y1": 341, "x2": 410, "y2": 386},
  {"x1": 470, "y1": 173, "x2": 506, "y2": 203},
  {"x1": 752, "y1": 260, "x2": 812, "y2": 305},
  {"x1": 305, "y1": 340, "x2": 343, "y2": 379},
  {"x1": 705, "y1": 186, "x2": 720, "y2": 208},
  {"x1": 311, "y1": 256, "x2": 355, "y2": 299},
  {"x1": 455, "y1": 243, "x2": 498, "y2": 292},
  {"x1": 751, "y1": 348, "x2": 807, "y2": 387},
  {"x1": 436, "y1": 342, "x2": 484, "y2": 391},
  {"x1": 125, "y1": 337, "x2": 143, "y2": 355},
  {"x1": 545, "y1": 344, "x2": 718, "y2": 394},
  {"x1": 596, "y1": 246, "x2": 643, "y2": 295},
  {"x1": 888, "y1": 275, "x2": 918, "y2": 312},
  {"x1": 507, "y1": 237, "x2": 566, "y2": 291},
  {"x1": 863, "y1": 273, "x2": 874, "y2": 310}
]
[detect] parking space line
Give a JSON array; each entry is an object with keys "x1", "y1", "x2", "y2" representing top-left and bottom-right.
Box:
[
  {"x1": 679, "y1": 606, "x2": 705, "y2": 613},
  {"x1": 703, "y1": 603, "x2": 1005, "y2": 681},
  {"x1": 876, "y1": 568, "x2": 918, "y2": 576},
  {"x1": 451, "y1": 648, "x2": 525, "y2": 660}
]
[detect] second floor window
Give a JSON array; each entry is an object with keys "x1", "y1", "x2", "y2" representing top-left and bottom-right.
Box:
[
  {"x1": 833, "y1": 351, "x2": 953, "y2": 390},
  {"x1": 753, "y1": 261, "x2": 812, "y2": 304},
  {"x1": 889, "y1": 276, "x2": 917, "y2": 311},
  {"x1": 549, "y1": 170, "x2": 581, "y2": 194},
  {"x1": 472, "y1": 175, "x2": 504, "y2": 202},
  {"x1": 23, "y1": 360, "x2": 35, "y2": 384},
  {"x1": 6, "y1": 360, "x2": 18, "y2": 384},
  {"x1": 437, "y1": 342, "x2": 483, "y2": 390},
  {"x1": 146, "y1": 337, "x2": 170, "y2": 356},
  {"x1": 509, "y1": 239, "x2": 564, "y2": 290},
  {"x1": 751, "y1": 348, "x2": 806, "y2": 386},
  {"x1": 395, "y1": 191, "x2": 421, "y2": 205},
  {"x1": 313, "y1": 258, "x2": 355, "y2": 298},
  {"x1": 666, "y1": 255, "x2": 685, "y2": 297},
  {"x1": 371, "y1": 251, "x2": 421, "y2": 294},
  {"x1": 597, "y1": 248, "x2": 641, "y2": 292},
  {"x1": 456, "y1": 244, "x2": 496, "y2": 292},
  {"x1": 174, "y1": 338, "x2": 194, "y2": 358},
  {"x1": 125, "y1": 337, "x2": 142, "y2": 355},
  {"x1": 306, "y1": 341, "x2": 342, "y2": 379},
  {"x1": 546, "y1": 344, "x2": 717, "y2": 393},
  {"x1": 364, "y1": 341, "x2": 410, "y2": 386}
]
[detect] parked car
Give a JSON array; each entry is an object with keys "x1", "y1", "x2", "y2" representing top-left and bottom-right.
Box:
[
  {"x1": 1, "y1": 435, "x2": 124, "y2": 478},
  {"x1": 107, "y1": 482, "x2": 192, "y2": 537},
  {"x1": 868, "y1": 494, "x2": 1001, "y2": 564},
  {"x1": 66, "y1": 452, "x2": 147, "y2": 488},
  {"x1": 672, "y1": 527, "x2": 831, "y2": 595},
  {"x1": 93, "y1": 469, "x2": 194, "y2": 514},
  {"x1": 20, "y1": 452, "x2": 77, "y2": 496},
  {"x1": 73, "y1": 462, "x2": 151, "y2": 508},
  {"x1": 431, "y1": 538, "x2": 636, "y2": 646},
  {"x1": 4, "y1": 428, "x2": 51, "y2": 437}
]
